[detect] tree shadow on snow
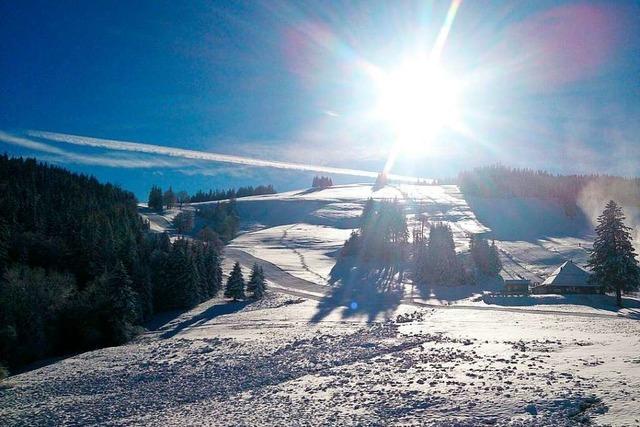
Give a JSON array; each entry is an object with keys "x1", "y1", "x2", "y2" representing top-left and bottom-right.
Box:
[
  {"x1": 158, "y1": 300, "x2": 252, "y2": 339},
  {"x1": 412, "y1": 275, "x2": 504, "y2": 305},
  {"x1": 310, "y1": 256, "x2": 404, "y2": 323}
]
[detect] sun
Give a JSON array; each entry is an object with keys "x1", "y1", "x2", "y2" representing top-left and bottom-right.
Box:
[{"x1": 373, "y1": 59, "x2": 461, "y2": 153}]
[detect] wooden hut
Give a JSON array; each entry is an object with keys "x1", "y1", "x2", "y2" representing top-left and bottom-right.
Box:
[{"x1": 503, "y1": 279, "x2": 531, "y2": 295}]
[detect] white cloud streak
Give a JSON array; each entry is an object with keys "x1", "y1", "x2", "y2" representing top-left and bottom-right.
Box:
[
  {"x1": 27, "y1": 130, "x2": 419, "y2": 181},
  {"x1": 0, "y1": 131, "x2": 187, "y2": 168}
]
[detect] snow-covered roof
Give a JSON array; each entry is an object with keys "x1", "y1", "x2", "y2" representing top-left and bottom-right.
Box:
[{"x1": 540, "y1": 260, "x2": 596, "y2": 287}]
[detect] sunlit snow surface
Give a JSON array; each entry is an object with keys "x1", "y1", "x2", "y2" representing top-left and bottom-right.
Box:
[
  {"x1": 226, "y1": 184, "x2": 594, "y2": 285},
  {"x1": 9, "y1": 184, "x2": 635, "y2": 425},
  {"x1": 227, "y1": 184, "x2": 489, "y2": 283},
  {"x1": 3, "y1": 295, "x2": 639, "y2": 425}
]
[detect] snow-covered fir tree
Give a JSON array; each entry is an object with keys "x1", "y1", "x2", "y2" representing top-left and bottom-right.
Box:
[
  {"x1": 225, "y1": 261, "x2": 245, "y2": 300},
  {"x1": 470, "y1": 235, "x2": 502, "y2": 276},
  {"x1": 587, "y1": 200, "x2": 640, "y2": 307},
  {"x1": 247, "y1": 263, "x2": 266, "y2": 299}
]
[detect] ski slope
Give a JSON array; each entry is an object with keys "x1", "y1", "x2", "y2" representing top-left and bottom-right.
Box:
[
  {"x1": 223, "y1": 183, "x2": 490, "y2": 284},
  {"x1": 217, "y1": 183, "x2": 594, "y2": 288},
  {"x1": 142, "y1": 183, "x2": 632, "y2": 314}
]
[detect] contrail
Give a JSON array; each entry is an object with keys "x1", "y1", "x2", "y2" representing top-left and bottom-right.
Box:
[{"x1": 27, "y1": 130, "x2": 421, "y2": 182}]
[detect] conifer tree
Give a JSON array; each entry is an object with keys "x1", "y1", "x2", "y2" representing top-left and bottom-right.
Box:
[
  {"x1": 163, "y1": 186, "x2": 176, "y2": 209},
  {"x1": 225, "y1": 262, "x2": 245, "y2": 300},
  {"x1": 176, "y1": 190, "x2": 190, "y2": 209},
  {"x1": 213, "y1": 251, "x2": 223, "y2": 294},
  {"x1": 104, "y1": 261, "x2": 138, "y2": 344},
  {"x1": 360, "y1": 198, "x2": 376, "y2": 233},
  {"x1": 173, "y1": 211, "x2": 194, "y2": 235},
  {"x1": 148, "y1": 185, "x2": 163, "y2": 212},
  {"x1": 247, "y1": 263, "x2": 266, "y2": 299},
  {"x1": 587, "y1": 200, "x2": 640, "y2": 306},
  {"x1": 158, "y1": 232, "x2": 171, "y2": 252},
  {"x1": 470, "y1": 235, "x2": 502, "y2": 276},
  {"x1": 488, "y1": 241, "x2": 502, "y2": 275},
  {"x1": 168, "y1": 239, "x2": 200, "y2": 307},
  {"x1": 201, "y1": 245, "x2": 222, "y2": 297},
  {"x1": 0, "y1": 218, "x2": 8, "y2": 274}
]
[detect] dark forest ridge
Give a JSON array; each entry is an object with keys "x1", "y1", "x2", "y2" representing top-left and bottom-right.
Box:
[{"x1": 0, "y1": 155, "x2": 224, "y2": 372}]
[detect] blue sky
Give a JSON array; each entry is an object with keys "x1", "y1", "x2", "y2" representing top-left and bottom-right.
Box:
[{"x1": 1, "y1": 1, "x2": 639, "y2": 199}]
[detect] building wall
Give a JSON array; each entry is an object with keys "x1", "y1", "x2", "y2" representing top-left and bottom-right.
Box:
[{"x1": 532, "y1": 285, "x2": 601, "y2": 295}]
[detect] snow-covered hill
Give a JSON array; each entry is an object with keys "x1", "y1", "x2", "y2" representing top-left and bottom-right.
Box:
[
  {"x1": 15, "y1": 183, "x2": 633, "y2": 425},
  {"x1": 199, "y1": 184, "x2": 488, "y2": 285},
  {"x1": 192, "y1": 183, "x2": 594, "y2": 288},
  {"x1": 138, "y1": 183, "x2": 640, "y2": 316}
]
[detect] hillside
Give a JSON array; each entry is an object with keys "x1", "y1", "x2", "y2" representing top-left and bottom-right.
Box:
[
  {"x1": 141, "y1": 181, "x2": 640, "y2": 317},
  {"x1": 4, "y1": 182, "x2": 639, "y2": 426},
  {"x1": 190, "y1": 183, "x2": 593, "y2": 291},
  {"x1": 0, "y1": 156, "x2": 224, "y2": 372}
]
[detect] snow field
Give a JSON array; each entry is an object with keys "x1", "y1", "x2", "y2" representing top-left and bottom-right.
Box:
[{"x1": 3, "y1": 294, "x2": 639, "y2": 425}]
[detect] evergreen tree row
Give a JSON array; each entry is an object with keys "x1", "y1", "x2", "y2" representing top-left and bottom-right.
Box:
[
  {"x1": 148, "y1": 185, "x2": 275, "y2": 212},
  {"x1": 337, "y1": 198, "x2": 502, "y2": 289},
  {"x1": 148, "y1": 186, "x2": 188, "y2": 211},
  {"x1": 457, "y1": 164, "x2": 640, "y2": 216},
  {"x1": 414, "y1": 223, "x2": 466, "y2": 286},
  {"x1": 0, "y1": 156, "x2": 223, "y2": 371},
  {"x1": 149, "y1": 234, "x2": 223, "y2": 311},
  {"x1": 312, "y1": 176, "x2": 333, "y2": 188},
  {"x1": 225, "y1": 262, "x2": 266, "y2": 300},
  {"x1": 187, "y1": 184, "x2": 276, "y2": 204}
]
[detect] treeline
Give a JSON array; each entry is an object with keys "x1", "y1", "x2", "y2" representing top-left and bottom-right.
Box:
[
  {"x1": 312, "y1": 176, "x2": 333, "y2": 188},
  {"x1": 148, "y1": 185, "x2": 276, "y2": 211},
  {"x1": 0, "y1": 156, "x2": 222, "y2": 371},
  {"x1": 338, "y1": 199, "x2": 501, "y2": 287},
  {"x1": 457, "y1": 164, "x2": 640, "y2": 208},
  {"x1": 149, "y1": 235, "x2": 222, "y2": 311},
  {"x1": 188, "y1": 185, "x2": 276, "y2": 204}
]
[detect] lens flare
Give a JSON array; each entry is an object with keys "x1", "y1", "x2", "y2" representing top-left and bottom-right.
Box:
[
  {"x1": 374, "y1": 59, "x2": 461, "y2": 157},
  {"x1": 372, "y1": 0, "x2": 464, "y2": 175}
]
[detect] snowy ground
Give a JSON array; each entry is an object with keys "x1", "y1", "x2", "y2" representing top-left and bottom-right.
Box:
[
  {"x1": 138, "y1": 205, "x2": 182, "y2": 233},
  {"x1": 229, "y1": 224, "x2": 353, "y2": 284},
  {"x1": 2, "y1": 287, "x2": 639, "y2": 426},
  {"x1": 3, "y1": 184, "x2": 637, "y2": 425}
]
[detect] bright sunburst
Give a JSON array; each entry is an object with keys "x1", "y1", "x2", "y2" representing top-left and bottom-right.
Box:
[{"x1": 373, "y1": 59, "x2": 461, "y2": 154}]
